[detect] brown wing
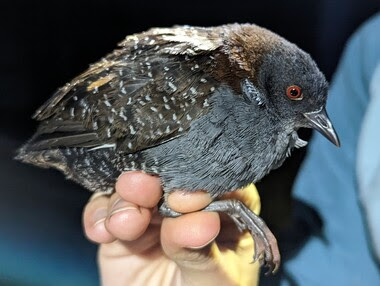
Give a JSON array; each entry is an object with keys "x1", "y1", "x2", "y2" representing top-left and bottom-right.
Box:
[{"x1": 30, "y1": 26, "x2": 224, "y2": 153}]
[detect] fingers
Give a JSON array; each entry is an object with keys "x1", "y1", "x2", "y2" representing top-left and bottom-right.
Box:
[
  {"x1": 105, "y1": 171, "x2": 163, "y2": 241},
  {"x1": 115, "y1": 171, "x2": 162, "y2": 208},
  {"x1": 161, "y1": 212, "x2": 241, "y2": 285},
  {"x1": 105, "y1": 193, "x2": 152, "y2": 241},
  {"x1": 83, "y1": 172, "x2": 163, "y2": 244},
  {"x1": 167, "y1": 190, "x2": 212, "y2": 213},
  {"x1": 161, "y1": 212, "x2": 220, "y2": 253},
  {"x1": 160, "y1": 211, "x2": 221, "y2": 276},
  {"x1": 83, "y1": 192, "x2": 154, "y2": 244},
  {"x1": 163, "y1": 189, "x2": 219, "y2": 270},
  {"x1": 83, "y1": 193, "x2": 115, "y2": 244}
]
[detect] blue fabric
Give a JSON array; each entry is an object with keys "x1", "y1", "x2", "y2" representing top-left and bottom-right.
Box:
[
  {"x1": 282, "y1": 13, "x2": 380, "y2": 285},
  {"x1": 357, "y1": 63, "x2": 380, "y2": 260}
]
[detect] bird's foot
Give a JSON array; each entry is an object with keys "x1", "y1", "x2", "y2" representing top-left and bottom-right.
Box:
[
  {"x1": 203, "y1": 199, "x2": 280, "y2": 275},
  {"x1": 159, "y1": 199, "x2": 280, "y2": 275}
]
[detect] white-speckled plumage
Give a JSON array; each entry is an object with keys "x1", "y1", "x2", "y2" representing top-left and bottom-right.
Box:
[{"x1": 17, "y1": 23, "x2": 328, "y2": 196}]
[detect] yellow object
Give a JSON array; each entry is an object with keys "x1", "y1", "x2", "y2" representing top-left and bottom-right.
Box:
[{"x1": 210, "y1": 184, "x2": 261, "y2": 286}]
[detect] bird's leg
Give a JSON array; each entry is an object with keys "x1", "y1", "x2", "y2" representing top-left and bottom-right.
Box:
[
  {"x1": 159, "y1": 201, "x2": 245, "y2": 231},
  {"x1": 158, "y1": 199, "x2": 280, "y2": 275},
  {"x1": 158, "y1": 200, "x2": 182, "y2": 217},
  {"x1": 203, "y1": 199, "x2": 280, "y2": 275}
]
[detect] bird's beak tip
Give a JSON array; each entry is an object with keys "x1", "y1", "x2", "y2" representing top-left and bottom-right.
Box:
[
  {"x1": 331, "y1": 137, "x2": 341, "y2": 148},
  {"x1": 303, "y1": 107, "x2": 340, "y2": 148}
]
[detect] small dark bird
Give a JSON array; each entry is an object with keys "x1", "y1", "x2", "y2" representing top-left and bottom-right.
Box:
[{"x1": 16, "y1": 24, "x2": 340, "y2": 274}]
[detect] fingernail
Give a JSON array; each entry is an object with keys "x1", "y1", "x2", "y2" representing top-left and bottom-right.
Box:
[
  {"x1": 109, "y1": 198, "x2": 139, "y2": 217},
  {"x1": 186, "y1": 233, "x2": 219, "y2": 250},
  {"x1": 93, "y1": 207, "x2": 108, "y2": 226}
]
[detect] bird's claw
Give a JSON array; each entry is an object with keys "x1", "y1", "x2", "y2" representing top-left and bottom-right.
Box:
[
  {"x1": 246, "y1": 218, "x2": 280, "y2": 275},
  {"x1": 161, "y1": 198, "x2": 281, "y2": 275},
  {"x1": 203, "y1": 199, "x2": 281, "y2": 275},
  {"x1": 247, "y1": 225, "x2": 280, "y2": 275}
]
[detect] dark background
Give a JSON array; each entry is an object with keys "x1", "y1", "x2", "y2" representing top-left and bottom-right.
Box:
[{"x1": 1, "y1": 1, "x2": 379, "y2": 285}]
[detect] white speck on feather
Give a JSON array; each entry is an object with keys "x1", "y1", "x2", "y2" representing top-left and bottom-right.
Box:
[
  {"x1": 92, "y1": 121, "x2": 98, "y2": 130},
  {"x1": 89, "y1": 143, "x2": 116, "y2": 151},
  {"x1": 190, "y1": 87, "x2": 196, "y2": 95},
  {"x1": 119, "y1": 111, "x2": 128, "y2": 121},
  {"x1": 168, "y1": 82, "x2": 177, "y2": 92},
  {"x1": 103, "y1": 94, "x2": 112, "y2": 107},
  {"x1": 119, "y1": 109, "x2": 127, "y2": 121},
  {"x1": 136, "y1": 117, "x2": 144, "y2": 125}
]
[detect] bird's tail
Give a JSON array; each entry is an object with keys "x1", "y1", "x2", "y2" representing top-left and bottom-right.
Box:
[{"x1": 15, "y1": 140, "x2": 67, "y2": 172}]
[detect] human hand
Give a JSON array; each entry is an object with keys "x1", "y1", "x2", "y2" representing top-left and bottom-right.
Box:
[{"x1": 83, "y1": 172, "x2": 260, "y2": 286}]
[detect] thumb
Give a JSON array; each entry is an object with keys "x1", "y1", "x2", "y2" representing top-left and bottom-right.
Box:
[{"x1": 161, "y1": 211, "x2": 234, "y2": 285}]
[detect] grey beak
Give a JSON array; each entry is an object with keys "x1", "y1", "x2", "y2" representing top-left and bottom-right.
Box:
[{"x1": 303, "y1": 107, "x2": 340, "y2": 147}]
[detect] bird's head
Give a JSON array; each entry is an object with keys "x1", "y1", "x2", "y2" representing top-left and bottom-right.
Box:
[{"x1": 253, "y1": 42, "x2": 340, "y2": 147}]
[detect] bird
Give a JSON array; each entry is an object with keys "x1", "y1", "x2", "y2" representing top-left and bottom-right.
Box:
[{"x1": 16, "y1": 23, "x2": 340, "y2": 274}]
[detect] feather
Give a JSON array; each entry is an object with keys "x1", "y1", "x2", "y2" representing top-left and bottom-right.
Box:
[{"x1": 26, "y1": 26, "x2": 228, "y2": 153}]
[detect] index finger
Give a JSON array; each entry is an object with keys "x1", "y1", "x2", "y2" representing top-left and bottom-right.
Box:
[{"x1": 115, "y1": 172, "x2": 163, "y2": 209}]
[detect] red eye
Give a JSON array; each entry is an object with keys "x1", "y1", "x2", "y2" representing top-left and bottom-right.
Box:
[{"x1": 286, "y1": 85, "x2": 303, "y2": 100}]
